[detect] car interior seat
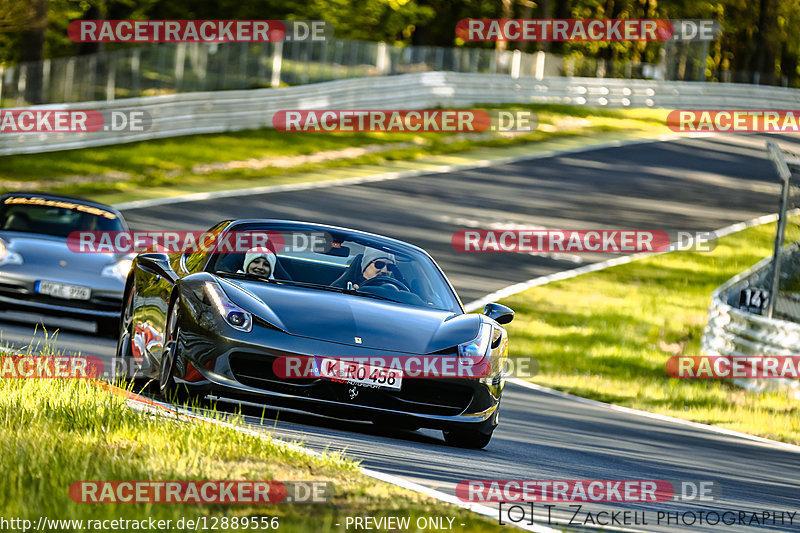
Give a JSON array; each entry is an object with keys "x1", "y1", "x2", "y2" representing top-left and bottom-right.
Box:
[
  {"x1": 330, "y1": 253, "x2": 363, "y2": 288},
  {"x1": 2, "y1": 212, "x2": 32, "y2": 232}
]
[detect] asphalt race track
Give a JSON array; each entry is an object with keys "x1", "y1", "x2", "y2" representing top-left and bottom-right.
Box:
[{"x1": 3, "y1": 133, "x2": 800, "y2": 531}]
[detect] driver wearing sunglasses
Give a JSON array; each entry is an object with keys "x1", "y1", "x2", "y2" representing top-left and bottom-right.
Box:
[
  {"x1": 331, "y1": 248, "x2": 398, "y2": 290},
  {"x1": 355, "y1": 249, "x2": 396, "y2": 289}
]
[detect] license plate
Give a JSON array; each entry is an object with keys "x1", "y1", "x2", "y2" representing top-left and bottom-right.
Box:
[
  {"x1": 314, "y1": 357, "x2": 402, "y2": 390},
  {"x1": 36, "y1": 280, "x2": 91, "y2": 301}
]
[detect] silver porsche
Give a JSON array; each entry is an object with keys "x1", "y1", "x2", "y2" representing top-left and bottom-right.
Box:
[{"x1": 0, "y1": 192, "x2": 132, "y2": 336}]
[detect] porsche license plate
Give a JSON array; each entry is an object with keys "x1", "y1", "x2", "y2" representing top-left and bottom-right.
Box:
[
  {"x1": 36, "y1": 280, "x2": 91, "y2": 300},
  {"x1": 315, "y1": 357, "x2": 402, "y2": 390}
]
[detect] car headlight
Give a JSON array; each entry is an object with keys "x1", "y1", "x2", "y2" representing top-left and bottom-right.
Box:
[
  {"x1": 204, "y1": 281, "x2": 252, "y2": 332},
  {"x1": 0, "y1": 240, "x2": 23, "y2": 267},
  {"x1": 458, "y1": 322, "x2": 493, "y2": 366},
  {"x1": 101, "y1": 258, "x2": 133, "y2": 282}
]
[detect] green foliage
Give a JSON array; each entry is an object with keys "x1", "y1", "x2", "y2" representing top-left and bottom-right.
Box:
[
  {"x1": 503, "y1": 221, "x2": 800, "y2": 443},
  {"x1": 1, "y1": 0, "x2": 797, "y2": 85}
]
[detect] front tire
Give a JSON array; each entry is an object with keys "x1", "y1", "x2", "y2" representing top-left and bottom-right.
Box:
[{"x1": 159, "y1": 299, "x2": 190, "y2": 403}]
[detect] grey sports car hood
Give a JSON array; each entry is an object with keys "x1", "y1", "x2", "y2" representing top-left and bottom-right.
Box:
[
  {"x1": 222, "y1": 279, "x2": 480, "y2": 355},
  {"x1": 0, "y1": 232, "x2": 126, "y2": 272}
]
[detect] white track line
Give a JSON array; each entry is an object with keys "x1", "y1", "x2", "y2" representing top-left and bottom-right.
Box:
[
  {"x1": 464, "y1": 211, "x2": 783, "y2": 312},
  {"x1": 120, "y1": 389, "x2": 560, "y2": 533},
  {"x1": 106, "y1": 131, "x2": 794, "y2": 529},
  {"x1": 507, "y1": 378, "x2": 800, "y2": 454},
  {"x1": 112, "y1": 133, "x2": 710, "y2": 211},
  {"x1": 472, "y1": 210, "x2": 800, "y2": 454}
]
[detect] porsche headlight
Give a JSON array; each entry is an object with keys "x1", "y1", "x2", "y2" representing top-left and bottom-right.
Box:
[
  {"x1": 101, "y1": 258, "x2": 133, "y2": 282},
  {"x1": 0, "y1": 240, "x2": 23, "y2": 267},
  {"x1": 204, "y1": 281, "x2": 252, "y2": 332},
  {"x1": 458, "y1": 322, "x2": 493, "y2": 366}
]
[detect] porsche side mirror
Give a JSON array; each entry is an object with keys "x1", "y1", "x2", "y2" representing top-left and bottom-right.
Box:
[
  {"x1": 483, "y1": 302, "x2": 514, "y2": 324},
  {"x1": 137, "y1": 253, "x2": 177, "y2": 284}
]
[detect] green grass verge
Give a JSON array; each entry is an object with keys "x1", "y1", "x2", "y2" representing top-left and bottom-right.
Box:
[
  {"x1": 0, "y1": 356, "x2": 505, "y2": 532},
  {"x1": 502, "y1": 221, "x2": 800, "y2": 444},
  {"x1": 0, "y1": 104, "x2": 668, "y2": 204}
]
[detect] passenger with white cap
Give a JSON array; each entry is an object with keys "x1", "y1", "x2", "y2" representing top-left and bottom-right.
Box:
[{"x1": 239, "y1": 247, "x2": 277, "y2": 279}]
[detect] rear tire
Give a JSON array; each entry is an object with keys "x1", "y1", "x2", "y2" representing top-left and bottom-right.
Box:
[{"x1": 442, "y1": 428, "x2": 493, "y2": 449}]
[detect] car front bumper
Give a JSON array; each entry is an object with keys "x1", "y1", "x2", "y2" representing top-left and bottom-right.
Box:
[
  {"x1": 162, "y1": 300, "x2": 505, "y2": 433},
  {"x1": 0, "y1": 270, "x2": 123, "y2": 319}
]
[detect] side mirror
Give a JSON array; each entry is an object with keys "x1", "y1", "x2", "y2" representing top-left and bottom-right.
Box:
[
  {"x1": 137, "y1": 253, "x2": 177, "y2": 284},
  {"x1": 483, "y1": 302, "x2": 514, "y2": 325}
]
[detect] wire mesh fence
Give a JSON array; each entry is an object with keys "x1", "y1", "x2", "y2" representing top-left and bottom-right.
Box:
[{"x1": 0, "y1": 36, "x2": 717, "y2": 107}]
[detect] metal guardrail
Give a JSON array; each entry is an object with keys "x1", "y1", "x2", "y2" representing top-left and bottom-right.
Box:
[
  {"x1": 702, "y1": 218, "x2": 800, "y2": 398},
  {"x1": 5, "y1": 72, "x2": 800, "y2": 156}
]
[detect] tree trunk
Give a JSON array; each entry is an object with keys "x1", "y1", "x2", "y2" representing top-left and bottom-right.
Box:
[{"x1": 18, "y1": 0, "x2": 46, "y2": 104}]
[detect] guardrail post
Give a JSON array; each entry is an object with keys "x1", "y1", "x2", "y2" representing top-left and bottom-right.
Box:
[
  {"x1": 41, "y1": 59, "x2": 50, "y2": 103},
  {"x1": 271, "y1": 40, "x2": 283, "y2": 88},
  {"x1": 376, "y1": 42, "x2": 390, "y2": 76},
  {"x1": 534, "y1": 51, "x2": 545, "y2": 80},
  {"x1": 238, "y1": 42, "x2": 248, "y2": 88},
  {"x1": 510, "y1": 50, "x2": 521, "y2": 79},
  {"x1": 175, "y1": 43, "x2": 186, "y2": 92},
  {"x1": 64, "y1": 59, "x2": 74, "y2": 102},
  {"x1": 87, "y1": 55, "x2": 97, "y2": 100},
  {"x1": 596, "y1": 59, "x2": 606, "y2": 78},
  {"x1": 130, "y1": 49, "x2": 140, "y2": 97},
  {"x1": 106, "y1": 55, "x2": 116, "y2": 101},
  {"x1": 16, "y1": 64, "x2": 27, "y2": 105}
]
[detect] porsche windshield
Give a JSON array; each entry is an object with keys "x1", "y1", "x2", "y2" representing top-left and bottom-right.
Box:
[
  {"x1": 210, "y1": 226, "x2": 461, "y2": 312},
  {"x1": 0, "y1": 196, "x2": 124, "y2": 237}
]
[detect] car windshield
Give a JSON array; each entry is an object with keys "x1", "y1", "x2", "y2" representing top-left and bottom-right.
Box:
[
  {"x1": 209, "y1": 225, "x2": 461, "y2": 312},
  {"x1": 0, "y1": 196, "x2": 125, "y2": 237}
]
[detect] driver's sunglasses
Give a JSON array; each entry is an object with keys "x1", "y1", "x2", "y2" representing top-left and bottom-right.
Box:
[{"x1": 372, "y1": 260, "x2": 396, "y2": 271}]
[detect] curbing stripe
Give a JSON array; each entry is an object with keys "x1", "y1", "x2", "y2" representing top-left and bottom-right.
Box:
[
  {"x1": 507, "y1": 378, "x2": 800, "y2": 454},
  {"x1": 112, "y1": 133, "x2": 711, "y2": 212}
]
